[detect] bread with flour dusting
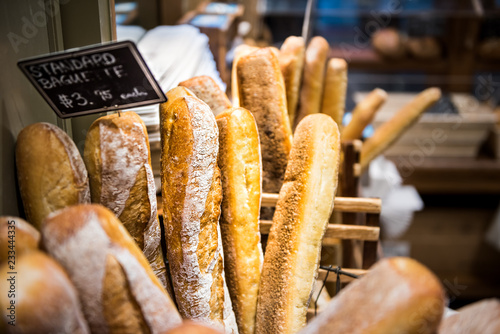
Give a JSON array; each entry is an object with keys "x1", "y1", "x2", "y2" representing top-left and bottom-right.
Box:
[
  {"x1": 160, "y1": 95, "x2": 238, "y2": 333},
  {"x1": 41, "y1": 204, "x2": 181, "y2": 334},
  {"x1": 255, "y1": 113, "x2": 341, "y2": 334},
  {"x1": 84, "y1": 111, "x2": 170, "y2": 293},
  {"x1": 16, "y1": 122, "x2": 90, "y2": 229},
  {"x1": 179, "y1": 76, "x2": 232, "y2": 116}
]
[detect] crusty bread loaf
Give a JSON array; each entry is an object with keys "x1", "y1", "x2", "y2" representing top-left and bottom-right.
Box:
[
  {"x1": 255, "y1": 114, "x2": 341, "y2": 334},
  {"x1": 360, "y1": 87, "x2": 441, "y2": 171},
  {"x1": 216, "y1": 107, "x2": 263, "y2": 334},
  {"x1": 16, "y1": 122, "x2": 90, "y2": 229},
  {"x1": 300, "y1": 257, "x2": 445, "y2": 334},
  {"x1": 164, "y1": 321, "x2": 224, "y2": 334},
  {"x1": 372, "y1": 28, "x2": 406, "y2": 59},
  {"x1": 160, "y1": 96, "x2": 238, "y2": 333},
  {"x1": 84, "y1": 111, "x2": 171, "y2": 294},
  {"x1": 320, "y1": 58, "x2": 348, "y2": 130},
  {"x1": 179, "y1": 76, "x2": 232, "y2": 116},
  {"x1": 237, "y1": 47, "x2": 293, "y2": 193},
  {"x1": 231, "y1": 44, "x2": 259, "y2": 106},
  {"x1": 295, "y1": 36, "x2": 329, "y2": 129},
  {"x1": 0, "y1": 216, "x2": 39, "y2": 263},
  {"x1": 342, "y1": 88, "x2": 387, "y2": 141},
  {"x1": 439, "y1": 299, "x2": 500, "y2": 334},
  {"x1": 0, "y1": 251, "x2": 89, "y2": 333},
  {"x1": 279, "y1": 36, "x2": 305, "y2": 128},
  {"x1": 406, "y1": 36, "x2": 442, "y2": 60},
  {"x1": 41, "y1": 204, "x2": 181, "y2": 334}
]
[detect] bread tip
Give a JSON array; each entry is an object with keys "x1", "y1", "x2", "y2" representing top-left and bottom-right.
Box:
[
  {"x1": 373, "y1": 88, "x2": 388, "y2": 99},
  {"x1": 329, "y1": 58, "x2": 347, "y2": 70}
]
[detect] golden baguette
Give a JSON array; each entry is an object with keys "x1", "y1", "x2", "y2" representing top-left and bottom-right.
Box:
[
  {"x1": 237, "y1": 47, "x2": 293, "y2": 194},
  {"x1": 231, "y1": 44, "x2": 259, "y2": 106},
  {"x1": 295, "y1": 36, "x2": 330, "y2": 129},
  {"x1": 216, "y1": 107, "x2": 263, "y2": 334},
  {"x1": 342, "y1": 88, "x2": 387, "y2": 141},
  {"x1": 360, "y1": 87, "x2": 441, "y2": 170},
  {"x1": 321, "y1": 58, "x2": 348, "y2": 129},
  {"x1": 179, "y1": 75, "x2": 232, "y2": 116},
  {"x1": 300, "y1": 257, "x2": 445, "y2": 334},
  {"x1": 256, "y1": 114, "x2": 341, "y2": 334},
  {"x1": 279, "y1": 36, "x2": 306, "y2": 128}
]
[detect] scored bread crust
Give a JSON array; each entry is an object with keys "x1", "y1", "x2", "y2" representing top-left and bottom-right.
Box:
[
  {"x1": 342, "y1": 88, "x2": 387, "y2": 141},
  {"x1": 83, "y1": 111, "x2": 169, "y2": 292},
  {"x1": 179, "y1": 76, "x2": 232, "y2": 116},
  {"x1": 0, "y1": 216, "x2": 40, "y2": 262},
  {"x1": 216, "y1": 107, "x2": 263, "y2": 334},
  {"x1": 360, "y1": 87, "x2": 441, "y2": 170},
  {"x1": 279, "y1": 36, "x2": 306, "y2": 129},
  {"x1": 295, "y1": 36, "x2": 330, "y2": 129},
  {"x1": 16, "y1": 122, "x2": 90, "y2": 229},
  {"x1": 237, "y1": 47, "x2": 293, "y2": 193},
  {"x1": 320, "y1": 58, "x2": 348, "y2": 129},
  {"x1": 0, "y1": 251, "x2": 90, "y2": 333},
  {"x1": 255, "y1": 114, "x2": 341, "y2": 334},
  {"x1": 300, "y1": 257, "x2": 445, "y2": 334},
  {"x1": 41, "y1": 204, "x2": 181, "y2": 334},
  {"x1": 160, "y1": 96, "x2": 238, "y2": 333}
]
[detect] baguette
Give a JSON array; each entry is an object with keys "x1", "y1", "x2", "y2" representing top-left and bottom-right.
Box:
[
  {"x1": 0, "y1": 216, "x2": 39, "y2": 263},
  {"x1": 84, "y1": 111, "x2": 171, "y2": 294},
  {"x1": 237, "y1": 47, "x2": 293, "y2": 193},
  {"x1": 41, "y1": 204, "x2": 181, "y2": 334},
  {"x1": 320, "y1": 58, "x2": 348, "y2": 129},
  {"x1": 360, "y1": 87, "x2": 441, "y2": 171},
  {"x1": 179, "y1": 76, "x2": 232, "y2": 116},
  {"x1": 295, "y1": 36, "x2": 329, "y2": 129},
  {"x1": 0, "y1": 251, "x2": 90, "y2": 333},
  {"x1": 165, "y1": 321, "x2": 224, "y2": 334},
  {"x1": 439, "y1": 298, "x2": 500, "y2": 334},
  {"x1": 231, "y1": 44, "x2": 259, "y2": 106},
  {"x1": 300, "y1": 257, "x2": 445, "y2": 334},
  {"x1": 255, "y1": 114, "x2": 341, "y2": 334},
  {"x1": 216, "y1": 107, "x2": 263, "y2": 334},
  {"x1": 279, "y1": 36, "x2": 306, "y2": 128},
  {"x1": 160, "y1": 96, "x2": 238, "y2": 333},
  {"x1": 16, "y1": 122, "x2": 90, "y2": 229},
  {"x1": 342, "y1": 88, "x2": 387, "y2": 141}
]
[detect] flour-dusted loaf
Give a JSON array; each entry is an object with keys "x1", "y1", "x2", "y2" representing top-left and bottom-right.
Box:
[
  {"x1": 0, "y1": 251, "x2": 90, "y2": 333},
  {"x1": 295, "y1": 36, "x2": 329, "y2": 129},
  {"x1": 179, "y1": 76, "x2": 232, "y2": 116},
  {"x1": 16, "y1": 122, "x2": 90, "y2": 229},
  {"x1": 439, "y1": 299, "x2": 500, "y2": 334},
  {"x1": 255, "y1": 114, "x2": 341, "y2": 334},
  {"x1": 237, "y1": 47, "x2": 293, "y2": 193},
  {"x1": 320, "y1": 58, "x2": 348, "y2": 129},
  {"x1": 300, "y1": 257, "x2": 445, "y2": 334},
  {"x1": 84, "y1": 111, "x2": 170, "y2": 294},
  {"x1": 0, "y1": 216, "x2": 39, "y2": 263},
  {"x1": 160, "y1": 96, "x2": 238, "y2": 333},
  {"x1": 216, "y1": 107, "x2": 263, "y2": 334},
  {"x1": 342, "y1": 88, "x2": 387, "y2": 141},
  {"x1": 360, "y1": 87, "x2": 441, "y2": 170},
  {"x1": 41, "y1": 204, "x2": 181, "y2": 334},
  {"x1": 279, "y1": 36, "x2": 305, "y2": 128},
  {"x1": 231, "y1": 44, "x2": 259, "y2": 106}
]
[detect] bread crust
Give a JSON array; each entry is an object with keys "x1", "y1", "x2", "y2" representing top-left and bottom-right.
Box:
[
  {"x1": 256, "y1": 114, "x2": 341, "y2": 334},
  {"x1": 295, "y1": 36, "x2": 329, "y2": 129},
  {"x1": 0, "y1": 251, "x2": 90, "y2": 333},
  {"x1": 439, "y1": 298, "x2": 500, "y2": 334},
  {"x1": 237, "y1": 47, "x2": 293, "y2": 193},
  {"x1": 0, "y1": 216, "x2": 39, "y2": 262},
  {"x1": 179, "y1": 76, "x2": 232, "y2": 116},
  {"x1": 84, "y1": 111, "x2": 169, "y2": 292},
  {"x1": 279, "y1": 36, "x2": 306, "y2": 128},
  {"x1": 320, "y1": 58, "x2": 347, "y2": 129},
  {"x1": 300, "y1": 257, "x2": 445, "y2": 334},
  {"x1": 360, "y1": 87, "x2": 441, "y2": 170},
  {"x1": 216, "y1": 107, "x2": 263, "y2": 334},
  {"x1": 16, "y1": 122, "x2": 90, "y2": 229},
  {"x1": 231, "y1": 45, "x2": 259, "y2": 106},
  {"x1": 160, "y1": 96, "x2": 238, "y2": 333},
  {"x1": 41, "y1": 204, "x2": 181, "y2": 334}
]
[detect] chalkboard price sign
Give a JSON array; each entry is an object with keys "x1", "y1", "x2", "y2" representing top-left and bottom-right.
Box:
[{"x1": 18, "y1": 41, "x2": 166, "y2": 119}]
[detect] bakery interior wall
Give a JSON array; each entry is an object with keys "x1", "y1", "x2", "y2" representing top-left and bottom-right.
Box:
[{"x1": 0, "y1": 0, "x2": 115, "y2": 216}]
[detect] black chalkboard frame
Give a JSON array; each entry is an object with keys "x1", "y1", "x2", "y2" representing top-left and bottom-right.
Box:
[{"x1": 17, "y1": 40, "x2": 166, "y2": 119}]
